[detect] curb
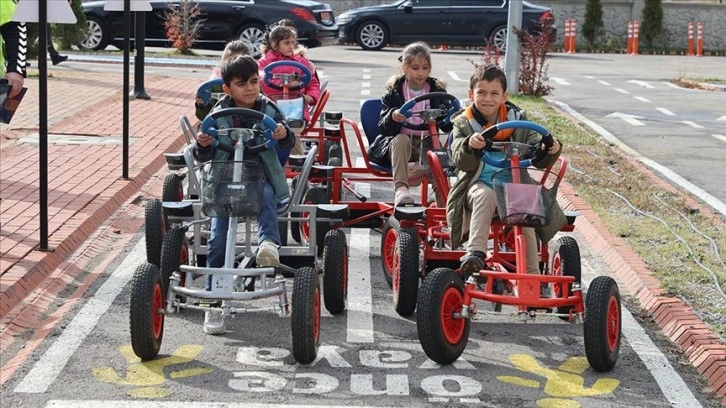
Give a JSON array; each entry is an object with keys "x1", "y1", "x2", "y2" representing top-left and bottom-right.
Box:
[
  {"x1": 558, "y1": 173, "x2": 726, "y2": 404},
  {"x1": 0, "y1": 133, "x2": 187, "y2": 317}
]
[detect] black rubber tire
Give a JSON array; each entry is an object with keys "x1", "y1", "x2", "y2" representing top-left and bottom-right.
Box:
[
  {"x1": 326, "y1": 157, "x2": 343, "y2": 202},
  {"x1": 144, "y1": 199, "x2": 166, "y2": 267},
  {"x1": 129, "y1": 263, "x2": 165, "y2": 360},
  {"x1": 78, "y1": 15, "x2": 110, "y2": 51},
  {"x1": 278, "y1": 221, "x2": 289, "y2": 247},
  {"x1": 417, "y1": 267, "x2": 470, "y2": 364},
  {"x1": 159, "y1": 227, "x2": 188, "y2": 303},
  {"x1": 291, "y1": 266, "x2": 320, "y2": 364},
  {"x1": 584, "y1": 276, "x2": 621, "y2": 372},
  {"x1": 162, "y1": 173, "x2": 184, "y2": 202},
  {"x1": 325, "y1": 141, "x2": 342, "y2": 164},
  {"x1": 322, "y1": 229, "x2": 348, "y2": 315},
  {"x1": 356, "y1": 20, "x2": 388, "y2": 51},
  {"x1": 380, "y1": 217, "x2": 400, "y2": 288},
  {"x1": 393, "y1": 227, "x2": 420, "y2": 317},
  {"x1": 550, "y1": 236, "x2": 581, "y2": 320},
  {"x1": 290, "y1": 176, "x2": 309, "y2": 244}
]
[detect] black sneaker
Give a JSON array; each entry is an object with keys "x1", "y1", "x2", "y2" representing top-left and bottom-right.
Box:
[
  {"x1": 51, "y1": 54, "x2": 68, "y2": 65},
  {"x1": 460, "y1": 250, "x2": 486, "y2": 279}
]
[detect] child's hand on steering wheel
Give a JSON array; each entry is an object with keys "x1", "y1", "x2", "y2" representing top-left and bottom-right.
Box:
[
  {"x1": 272, "y1": 124, "x2": 287, "y2": 140},
  {"x1": 197, "y1": 133, "x2": 214, "y2": 147},
  {"x1": 468, "y1": 132, "x2": 488, "y2": 150},
  {"x1": 541, "y1": 137, "x2": 560, "y2": 155},
  {"x1": 392, "y1": 109, "x2": 406, "y2": 123}
]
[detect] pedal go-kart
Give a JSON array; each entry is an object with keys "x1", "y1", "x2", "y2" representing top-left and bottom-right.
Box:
[
  {"x1": 416, "y1": 120, "x2": 621, "y2": 372},
  {"x1": 129, "y1": 108, "x2": 349, "y2": 365}
]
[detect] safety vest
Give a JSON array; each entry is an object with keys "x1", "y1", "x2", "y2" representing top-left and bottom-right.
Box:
[{"x1": 0, "y1": 0, "x2": 18, "y2": 76}]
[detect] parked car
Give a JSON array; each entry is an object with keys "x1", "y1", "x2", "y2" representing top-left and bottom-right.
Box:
[
  {"x1": 337, "y1": 0, "x2": 555, "y2": 52},
  {"x1": 78, "y1": 0, "x2": 338, "y2": 56}
]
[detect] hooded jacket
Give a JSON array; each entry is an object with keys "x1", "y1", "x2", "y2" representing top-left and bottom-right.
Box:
[{"x1": 257, "y1": 50, "x2": 319, "y2": 123}]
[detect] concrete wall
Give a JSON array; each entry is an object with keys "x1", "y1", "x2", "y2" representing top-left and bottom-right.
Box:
[{"x1": 328, "y1": 0, "x2": 726, "y2": 52}]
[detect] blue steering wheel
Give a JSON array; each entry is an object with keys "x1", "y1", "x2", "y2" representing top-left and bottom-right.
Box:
[
  {"x1": 196, "y1": 78, "x2": 225, "y2": 106},
  {"x1": 480, "y1": 120, "x2": 554, "y2": 168},
  {"x1": 262, "y1": 60, "x2": 312, "y2": 92},
  {"x1": 201, "y1": 108, "x2": 279, "y2": 153},
  {"x1": 398, "y1": 92, "x2": 461, "y2": 131}
]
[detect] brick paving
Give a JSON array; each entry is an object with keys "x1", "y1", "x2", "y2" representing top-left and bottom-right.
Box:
[{"x1": 0, "y1": 66, "x2": 724, "y2": 404}]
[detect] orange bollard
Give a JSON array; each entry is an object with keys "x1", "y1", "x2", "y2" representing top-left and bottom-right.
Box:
[
  {"x1": 696, "y1": 22, "x2": 703, "y2": 56},
  {"x1": 687, "y1": 21, "x2": 694, "y2": 56},
  {"x1": 569, "y1": 19, "x2": 577, "y2": 53},
  {"x1": 564, "y1": 19, "x2": 571, "y2": 53},
  {"x1": 627, "y1": 21, "x2": 633, "y2": 54},
  {"x1": 633, "y1": 20, "x2": 639, "y2": 55}
]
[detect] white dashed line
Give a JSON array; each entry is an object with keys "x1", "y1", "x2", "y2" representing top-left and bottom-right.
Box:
[
  {"x1": 361, "y1": 82, "x2": 370, "y2": 88},
  {"x1": 682, "y1": 120, "x2": 704, "y2": 129},
  {"x1": 713, "y1": 134, "x2": 726, "y2": 143},
  {"x1": 597, "y1": 80, "x2": 611, "y2": 86},
  {"x1": 550, "y1": 77, "x2": 571, "y2": 85},
  {"x1": 362, "y1": 74, "x2": 371, "y2": 80},
  {"x1": 448, "y1": 70, "x2": 466, "y2": 82},
  {"x1": 656, "y1": 107, "x2": 675, "y2": 116},
  {"x1": 634, "y1": 96, "x2": 650, "y2": 103},
  {"x1": 615, "y1": 88, "x2": 630, "y2": 94},
  {"x1": 361, "y1": 89, "x2": 371, "y2": 96}
]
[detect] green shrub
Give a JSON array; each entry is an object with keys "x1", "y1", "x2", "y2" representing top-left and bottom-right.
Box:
[
  {"x1": 641, "y1": 0, "x2": 664, "y2": 47},
  {"x1": 582, "y1": 0, "x2": 604, "y2": 46}
]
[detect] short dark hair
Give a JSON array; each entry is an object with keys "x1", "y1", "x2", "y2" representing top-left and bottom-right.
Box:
[
  {"x1": 470, "y1": 64, "x2": 507, "y2": 91},
  {"x1": 220, "y1": 55, "x2": 259, "y2": 86}
]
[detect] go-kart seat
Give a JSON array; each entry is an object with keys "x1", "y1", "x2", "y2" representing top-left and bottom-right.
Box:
[{"x1": 359, "y1": 98, "x2": 393, "y2": 175}]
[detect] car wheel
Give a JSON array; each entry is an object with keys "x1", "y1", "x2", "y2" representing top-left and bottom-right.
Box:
[
  {"x1": 490, "y1": 25, "x2": 508, "y2": 53},
  {"x1": 356, "y1": 20, "x2": 387, "y2": 51},
  {"x1": 79, "y1": 16, "x2": 110, "y2": 51},
  {"x1": 237, "y1": 24, "x2": 266, "y2": 57}
]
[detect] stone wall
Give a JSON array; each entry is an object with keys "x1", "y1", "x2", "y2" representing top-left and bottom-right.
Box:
[{"x1": 328, "y1": 0, "x2": 726, "y2": 52}]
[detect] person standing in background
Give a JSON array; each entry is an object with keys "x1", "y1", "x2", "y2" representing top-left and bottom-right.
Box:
[{"x1": 0, "y1": 0, "x2": 27, "y2": 97}]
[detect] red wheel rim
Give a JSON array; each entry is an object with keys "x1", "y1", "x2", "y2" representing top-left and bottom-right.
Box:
[
  {"x1": 152, "y1": 282, "x2": 164, "y2": 339},
  {"x1": 606, "y1": 296, "x2": 620, "y2": 351},
  {"x1": 551, "y1": 252, "x2": 562, "y2": 298},
  {"x1": 313, "y1": 286, "x2": 321, "y2": 344},
  {"x1": 383, "y1": 228, "x2": 397, "y2": 280},
  {"x1": 441, "y1": 287, "x2": 465, "y2": 344},
  {"x1": 392, "y1": 245, "x2": 401, "y2": 299}
]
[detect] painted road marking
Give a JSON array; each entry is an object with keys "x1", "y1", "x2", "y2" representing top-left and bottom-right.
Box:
[
  {"x1": 551, "y1": 99, "x2": 726, "y2": 217},
  {"x1": 713, "y1": 134, "x2": 726, "y2": 143},
  {"x1": 597, "y1": 80, "x2": 611, "y2": 86},
  {"x1": 448, "y1": 70, "x2": 466, "y2": 82},
  {"x1": 361, "y1": 89, "x2": 371, "y2": 96},
  {"x1": 656, "y1": 107, "x2": 675, "y2": 116},
  {"x1": 682, "y1": 120, "x2": 704, "y2": 129},
  {"x1": 579, "y1": 258, "x2": 703, "y2": 407},
  {"x1": 717, "y1": 116, "x2": 726, "y2": 121},
  {"x1": 46, "y1": 402, "x2": 392, "y2": 408},
  {"x1": 550, "y1": 77, "x2": 571, "y2": 86},
  {"x1": 347, "y1": 183, "x2": 374, "y2": 343},
  {"x1": 14, "y1": 238, "x2": 145, "y2": 393},
  {"x1": 615, "y1": 88, "x2": 630, "y2": 94},
  {"x1": 362, "y1": 82, "x2": 371, "y2": 88},
  {"x1": 362, "y1": 74, "x2": 371, "y2": 80},
  {"x1": 585, "y1": 75, "x2": 596, "y2": 80},
  {"x1": 627, "y1": 79, "x2": 655, "y2": 89},
  {"x1": 606, "y1": 112, "x2": 645, "y2": 126},
  {"x1": 633, "y1": 96, "x2": 651, "y2": 103}
]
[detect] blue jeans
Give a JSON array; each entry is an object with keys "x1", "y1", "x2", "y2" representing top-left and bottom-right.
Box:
[{"x1": 205, "y1": 181, "x2": 281, "y2": 290}]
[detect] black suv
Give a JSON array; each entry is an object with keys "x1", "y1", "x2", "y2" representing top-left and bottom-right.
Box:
[
  {"x1": 337, "y1": 0, "x2": 555, "y2": 52},
  {"x1": 79, "y1": 0, "x2": 338, "y2": 55}
]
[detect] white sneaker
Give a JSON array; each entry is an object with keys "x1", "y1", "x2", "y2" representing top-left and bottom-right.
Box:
[
  {"x1": 203, "y1": 310, "x2": 225, "y2": 335},
  {"x1": 394, "y1": 186, "x2": 414, "y2": 207},
  {"x1": 256, "y1": 240, "x2": 280, "y2": 267}
]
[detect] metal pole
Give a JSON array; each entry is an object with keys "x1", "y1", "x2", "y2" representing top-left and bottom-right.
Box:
[
  {"x1": 131, "y1": 10, "x2": 150, "y2": 100},
  {"x1": 123, "y1": 0, "x2": 130, "y2": 179},
  {"x1": 39, "y1": 0, "x2": 49, "y2": 250},
  {"x1": 504, "y1": 0, "x2": 523, "y2": 95}
]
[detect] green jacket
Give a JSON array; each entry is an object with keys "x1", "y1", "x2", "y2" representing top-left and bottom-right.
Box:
[
  {"x1": 195, "y1": 94, "x2": 294, "y2": 203},
  {"x1": 446, "y1": 103, "x2": 566, "y2": 250}
]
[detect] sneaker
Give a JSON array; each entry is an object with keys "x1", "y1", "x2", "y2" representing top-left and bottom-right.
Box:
[
  {"x1": 203, "y1": 310, "x2": 225, "y2": 335},
  {"x1": 256, "y1": 239, "x2": 280, "y2": 267},
  {"x1": 540, "y1": 283, "x2": 552, "y2": 299},
  {"x1": 394, "y1": 186, "x2": 414, "y2": 207},
  {"x1": 460, "y1": 250, "x2": 486, "y2": 278}
]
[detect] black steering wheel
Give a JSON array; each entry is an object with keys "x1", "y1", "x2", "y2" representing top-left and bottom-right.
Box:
[{"x1": 200, "y1": 108, "x2": 278, "y2": 154}]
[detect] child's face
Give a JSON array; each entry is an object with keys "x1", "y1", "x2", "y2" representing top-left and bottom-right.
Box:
[
  {"x1": 402, "y1": 56, "x2": 431, "y2": 90},
  {"x1": 274, "y1": 36, "x2": 297, "y2": 57},
  {"x1": 222, "y1": 74, "x2": 261, "y2": 108},
  {"x1": 469, "y1": 79, "x2": 507, "y2": 119}
]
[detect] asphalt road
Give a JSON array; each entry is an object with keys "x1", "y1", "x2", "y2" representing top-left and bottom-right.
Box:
[{"x1": 2, "y1": 45, "x2": 724, "y2": 407}]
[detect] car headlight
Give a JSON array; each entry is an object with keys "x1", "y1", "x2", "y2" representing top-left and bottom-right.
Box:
[{"x1": 337, "y1": 13, "x2": 353, "y2": 25}]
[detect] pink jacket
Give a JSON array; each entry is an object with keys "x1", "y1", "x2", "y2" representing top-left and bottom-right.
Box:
[{"x1": 257, "y1": 50, "x2": 320, "y2": 123}]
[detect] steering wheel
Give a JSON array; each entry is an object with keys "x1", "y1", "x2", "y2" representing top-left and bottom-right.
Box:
[
  {"x1": 196, "y1": 78, "x2": 225, "y2": 106},
  {"x1": 262, "y1": 60, "x2": 312, "y2": 92},
  {"x1": 200, "y1": 108, "x2": 279, "y2": 154},
  {"x1": 480, "y1": 120, "x2": 554, "y2": 168},
  {"x1": 398, "y1": 92, "x2": 461, "y2": 131}
]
